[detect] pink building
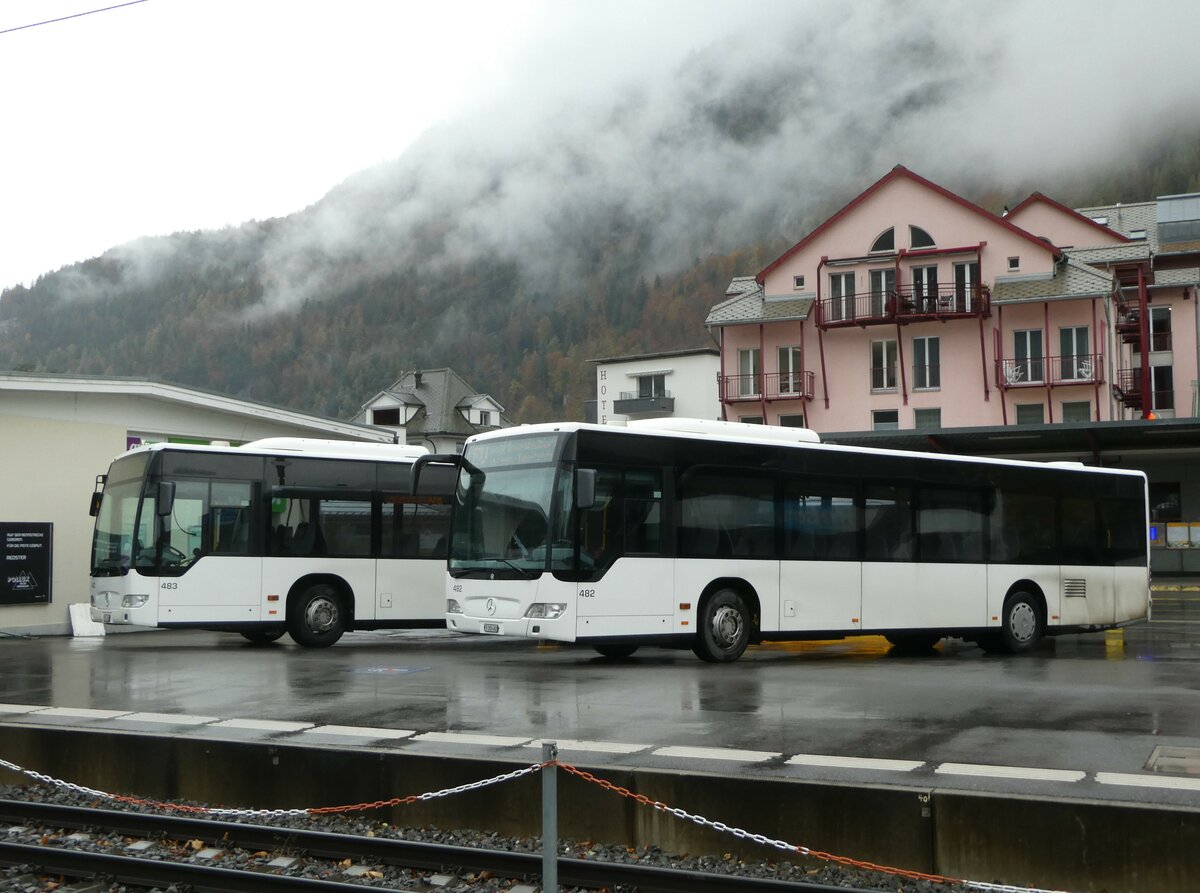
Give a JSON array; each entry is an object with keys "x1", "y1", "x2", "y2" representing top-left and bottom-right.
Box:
[{"x1": 707, "y1": 166, "x2": 1199, "y2": 433}]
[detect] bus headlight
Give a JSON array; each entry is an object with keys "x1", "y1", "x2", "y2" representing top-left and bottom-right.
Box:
[
  {"x1": 447, "y1": 598, "x2": 464, "y2": 614},
  {"x1": 525, "y1": 603, "x2": 566, "y2": 620},
  {"x1": 92, "y1": 592, "x2": 116, "y2": 609},
  {"x1": 122, "y1": 594, "x2": 148, "y2": 608}
]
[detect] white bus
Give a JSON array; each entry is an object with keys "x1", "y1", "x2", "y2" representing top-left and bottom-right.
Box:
[
  {"x1": 418, "y1": 419, "x2": 1150, "y2": 662},
  {"x1": 89, "y1": 438, "x2": 455, "y2": 647}
]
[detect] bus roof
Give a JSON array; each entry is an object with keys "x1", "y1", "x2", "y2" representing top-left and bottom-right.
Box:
[
  {"x1": 464, "y1": 419, "x2": 1146, "y2": 480},
  {"x1": 113, "y1": 437, "x2": 428, "y2": 464}
]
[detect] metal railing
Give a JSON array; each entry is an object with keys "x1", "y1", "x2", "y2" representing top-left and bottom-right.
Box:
[
  {"x1": 818, "y1": 285, "x2": 990, "y2": 328},
  {"x1": 719, "y1": 371, "x2": 815, "y2": 401},
  {"x1": 995, "y1": 353, "x2": 1103, "y2": 388}
]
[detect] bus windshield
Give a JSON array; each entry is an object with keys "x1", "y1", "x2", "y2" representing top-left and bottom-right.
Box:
[
  {"x1": 450, "y1": 433, "x2": 574, "y2": 578},
  {"x1": 91, "y1": 452, "x2": 152, "y2": 576}
]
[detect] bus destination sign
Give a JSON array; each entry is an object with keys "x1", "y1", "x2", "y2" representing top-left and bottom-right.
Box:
[{"x1": 1, "y1": 523, "x2": 53, "y2": 605}]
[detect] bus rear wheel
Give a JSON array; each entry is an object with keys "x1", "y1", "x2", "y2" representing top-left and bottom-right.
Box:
[
  {"x1": 693, "y1": 589, "x2": 751, "y2": 663},
  {"x1": 999, "y1": 591, "x2": 1043, "y2": 654},
  {"x1": 240, "y1": 627, "x2": 285, "y2": 644},
  {"x1": 288, "y1": 584, "x2": 346, "y2": 648}
]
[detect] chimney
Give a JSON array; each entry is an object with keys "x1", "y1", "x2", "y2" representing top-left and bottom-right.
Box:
[{"x1": 414, "y1": 371, "x2": 423, "y2": 388}]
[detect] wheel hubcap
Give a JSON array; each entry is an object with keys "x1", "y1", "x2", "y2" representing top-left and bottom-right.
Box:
[
  {"x1": 711, "y1": 605, "x2": 744, "y2": 648},
  {"x1": 305, "y1": 597, "x2": 338, "y2": 634},
  {"x1": 1009, "y1": 603, "x2": 1036, "y2": 642}
]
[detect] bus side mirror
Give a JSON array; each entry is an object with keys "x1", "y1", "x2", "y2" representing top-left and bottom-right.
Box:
[
  {"x1": 89, "y1": 474, "x2": 106, "y2": 517},
  {"x1": 156, "y1": 481, "x2": 176, "y2": 517},
  {"x1": 576, "y1": 469, "x2": 596, "y2": 510}
]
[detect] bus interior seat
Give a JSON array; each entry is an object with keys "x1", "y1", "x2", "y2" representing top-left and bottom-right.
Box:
[{"x1": 290, "y1": 521, "x2": 326, "y2": 556}]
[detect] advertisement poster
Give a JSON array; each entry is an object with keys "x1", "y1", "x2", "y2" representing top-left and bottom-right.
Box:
[{"x1": 1, "y1": 523, "x2": 52, "y2": 605}]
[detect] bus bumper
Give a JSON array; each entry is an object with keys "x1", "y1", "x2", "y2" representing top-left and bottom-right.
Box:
[{"x1": 446, "y1": 614, "x2": 534, "y2": 637}]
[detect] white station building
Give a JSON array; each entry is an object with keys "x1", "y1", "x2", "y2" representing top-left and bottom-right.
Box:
[{"x1": 0, "y1": 373, "x2": 395, "y2": 637}]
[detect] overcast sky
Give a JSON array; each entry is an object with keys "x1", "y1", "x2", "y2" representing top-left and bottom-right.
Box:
[
  {"x1": 2, "y1": 0, "x2": 1199, "y2": 294},
  {"x1": 0, "y1": 0, "x2": 538, "y2": 289}
]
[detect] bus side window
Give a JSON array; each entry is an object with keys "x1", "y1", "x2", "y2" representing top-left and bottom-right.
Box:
[
  {"x1": 623, "y1": 469, "x2": 662, "y2": 555},
  {"x1": 783, "y1": 478, "x2": 857, "y2": 560},
  {"x1": 580, "y1": 468, "x2": 622, "y2": 567},
  {"x1": 864, "y1": 484, "x2": 914, "y2": 562}
]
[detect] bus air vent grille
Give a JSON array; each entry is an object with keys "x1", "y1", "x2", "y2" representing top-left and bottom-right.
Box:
[{"x1": 1063, "y1": 579, "x2": 1087, "y2": 598}]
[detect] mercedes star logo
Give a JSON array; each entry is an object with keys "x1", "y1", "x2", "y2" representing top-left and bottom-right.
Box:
[{"x1": 486, "y1": 598, "x2": 497, "y2": 616}]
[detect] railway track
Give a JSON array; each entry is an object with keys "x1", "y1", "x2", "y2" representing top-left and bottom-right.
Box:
[{"x1": 0, "y1": 798, "x2": 884, "y2": 892}]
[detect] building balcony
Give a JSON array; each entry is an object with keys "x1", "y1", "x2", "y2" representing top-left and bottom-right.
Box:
[
  {"x1": 1113, "y1": 369, "x2": 1174, "y2": 412},
  {"x1": 995, "y1": 353, "x2": 1104, "y2": 389},
  {"x1": 719, "y1": 371, "x2": 815, "y2": 402},
  {"x1": 817, "y1": 285, "x2": 990, "y2": 330},
  {"x1": 613, "y1": 391, "x2": 675, "y2": 416}
]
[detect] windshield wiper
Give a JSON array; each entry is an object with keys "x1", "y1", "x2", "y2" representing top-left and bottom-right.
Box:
[{"x1": 493, "y1": 557, "x2": 533, "y2": 580}]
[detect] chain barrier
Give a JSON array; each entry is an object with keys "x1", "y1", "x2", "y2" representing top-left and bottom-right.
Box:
[
  {"x1": 0, "y1": 753, "x2": 1074, "y2": 892},
  {"x1": 556, "y1": 761, "x2": 1074, "y2": 893},
  {"x1": 0, "y1": 755, "x2": 547, "y2": 819}
]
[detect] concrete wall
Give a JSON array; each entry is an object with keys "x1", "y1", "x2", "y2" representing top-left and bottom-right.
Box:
[
  {"x1": 0, "y1": 413, "x2": 127, "y2": 633},
  {"x1": 1, "y1": 727, "x2": 1195, "y2": 893},
  {"x1": 0, "y1": 386, "x2": 388, "y2": 636}
]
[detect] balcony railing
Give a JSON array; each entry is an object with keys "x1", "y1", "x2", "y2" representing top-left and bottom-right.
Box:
[
  {"x1": 870, "y1": 366, "x2": 898, "y2": 391},
  {"x1": 818, "y1": 285, "x2": 990, "y2": 329},
  {"x1": 1113, "y1": 369, "x2": 1174, "y2": 411},
  {"x1": 613, "y1": 390, "x2": 675, "y2": 416},
  {"x1": 911, "y1": 364, "x2": 941, "y2": 390},
  {"x1": 719, "y1": 371, "x2": 815, "y2": 402},
  {"x1": 995, "y1": 353, "x2": 1104, "y2": 388}
]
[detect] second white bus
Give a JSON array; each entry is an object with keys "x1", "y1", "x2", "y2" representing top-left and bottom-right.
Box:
[
  {"x1": 89, "y1": 438, "x2": 454, "y2": 646},
  {"x1": 419, "y1": 419, "x2": 1150, "y2": 662}
]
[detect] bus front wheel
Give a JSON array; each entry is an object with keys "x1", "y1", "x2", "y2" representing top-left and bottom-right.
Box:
[
  {"x1": 693, "y1": 589, "x2": 750, "y2": 663},
  {"x1": 288, "y1": 584, "x2": 346, "y2": 648},
  {"x1": 999, "y1": 591, "x2": 1043, "y2": 654}
]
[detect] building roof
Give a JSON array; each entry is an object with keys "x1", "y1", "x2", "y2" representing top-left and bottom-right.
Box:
[
  {"x1": 821, "y1": 417, "x2": 1200, "y2": 460},
  {"x1": 1006, "y1": 192, "x2": 1131, "y2": 245},
  {"x1": 0, "y1": 372, "x2": 395, "y2": 441},
  {"x1": 589, "y1": 347, "x2": 719, "y2": 364},
  {"x1": 363, "y1": 368, "x2": 509, "y2": 439},
  {"x1": 755, "y1": 165, "x2": 1061, "y2": 285},
  {"x1": 1074, "y1": 200, "x2": 1159, "y2": 247},
  {"x1": 991, "y1": 257, "x2": 1115, "y2": 305},
  {"x1": 705, "y1": 278, "x2": 814, "y2": 327}
]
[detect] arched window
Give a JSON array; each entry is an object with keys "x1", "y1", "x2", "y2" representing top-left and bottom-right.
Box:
[
  {"x1": 870, "y1": 228, "x2": 895, "y2": 253},
  {"x1": 909, "y1": 225, "x2": 935, "y2": 249}
]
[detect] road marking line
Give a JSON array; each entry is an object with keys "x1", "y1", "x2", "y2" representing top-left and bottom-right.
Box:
[
  {"x1": 304, "y1": 725, "x2": 415, "y2": 740},
  {"x1": 936, "y1": 763, "x2": 1085, "y2": 782},
  {"x1": 525, "y1": 739, "x2": 650, "y2": 755},
  {"x1": 0, "y1": 705, "x2": 43, "y2": 715},
  {"x1": 121, "y1": 713, "x2": 219, "y2": 725},
  {"x1": 34, "y1": 707, "x2": 132, "y2": 720},
  {"x1": 1095, "y1": 772, "x2": 1200, "y2": 792},
  {"x1": 787, "y1": 754, "x2": 924, "y2": 772},
  {"x1": 211, "y1": 719, "x2": 314, "y2": 732},
  {"x1": 412, "y1": 731, "x2": 532, "y2": 747},
  {"x1": 653, "y1": 746, "x2": 780, "y2": 763}
]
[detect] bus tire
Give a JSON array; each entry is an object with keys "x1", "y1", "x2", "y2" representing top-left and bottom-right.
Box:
[
  {"x1": 240, "y1": 627, "x2": 285, "y2": 644},
  {"x1": 288, "y1": 584, "x2": 346, "y2": 648},
  {"x1": 693, "y1": 588, "x2": 750, "y2": 663},
  {"x1": 593, "y1": 643, "x2": 639, "y2": 659},
  {"x1": 885, "y1": 632, "x2": 940, "y2": 653},
  {"x1": 1000, "y1": 591, "x2": 1043, "y2": 654}
]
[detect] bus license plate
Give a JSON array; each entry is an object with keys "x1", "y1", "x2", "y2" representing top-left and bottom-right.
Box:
[{"x1": 483, "y1": 623, "x2": 500, "y2": 634}]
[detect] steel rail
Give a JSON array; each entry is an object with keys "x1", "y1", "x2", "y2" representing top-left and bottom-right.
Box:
[{"x1": 0, "y1": 798, "x2": 862, "y2": 892}]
